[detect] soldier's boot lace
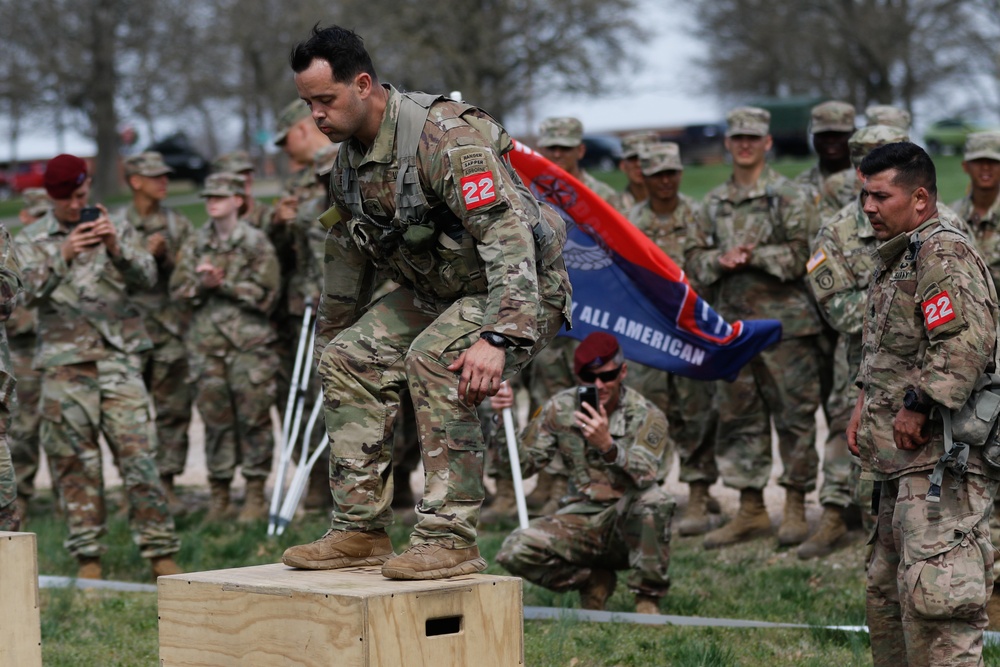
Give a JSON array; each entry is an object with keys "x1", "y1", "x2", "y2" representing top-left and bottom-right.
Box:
[
  {"x1": 677, "y1": 481, "x2": 713, "y2": 536},
  {"x1": 205, "y1": 479, "x2": 232, "y2": 523},
  {"x1": 703, "y1": 488, "x2": 771, "y2": 549},
  {"x1": 777, "y1": 488, "x2": 809, "y2": 546},
  {"x1": 237, "y1": 479, "x2": 268, "y2": 524},
  {"x1": 635, "y1": 595, "x2": 661, "y2": 615},
  {"x1": 797, "y1": 504, "x2": 849, "y2": 560},
  {"x1": 480, "y1": 478, "x2": 517, "y2": 525},
  {"x1": 381, "y1": 542, "x2": 487, "y2": 580},
  {"x1": 525, "y1": 470, "x2": 555, "y2": 512},
  {"x1": 77, "y1": 557, "x2": 102, "y2": 580},
  {"x1": 160, "y1": 474, "x2": 188, "y2": 517},
  {"x1": 282, "y1": 529, "x2": 395, "y2": 570},
  {"x1": 150, "y1": 556, "x2": 183, "y2": 579},
  {"x1": 579, "y1": 569, "x2": 617, "y2": 610},
  {"x1": 536, "y1": 474, "x2": 569, "y2": 517}
]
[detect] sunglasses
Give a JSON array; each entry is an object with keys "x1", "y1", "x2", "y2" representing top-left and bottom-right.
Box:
[{"x1": 579, "y1": 365, "x2": 623, "y2": 384}]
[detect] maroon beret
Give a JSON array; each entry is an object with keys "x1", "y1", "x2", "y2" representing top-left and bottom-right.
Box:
[
  {"x1": 573, "y1": 332, "x2": 621, "y2": 376},
  {"x1": 44, "y1": 154, "x2": 89, "y2": 199}
]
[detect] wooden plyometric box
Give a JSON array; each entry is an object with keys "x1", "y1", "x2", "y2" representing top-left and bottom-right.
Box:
[
  {"x1": 158, "y1": 563, "x2": 523, "y2": 666},
  {"x1": 0, "y1": 531, "x2": 42, "y2": 667}
]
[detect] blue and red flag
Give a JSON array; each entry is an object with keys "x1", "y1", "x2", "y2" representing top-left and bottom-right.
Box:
[{"x1": 507, "y1": 140, "x2": 782, "y2": 382}]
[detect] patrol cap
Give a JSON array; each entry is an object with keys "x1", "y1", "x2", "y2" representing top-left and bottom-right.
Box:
[
  {"x1": 810, "y1": 101, "x2": 855, "y2": 133},
  {"x1": 123, "y1": 151, "x2": 173, "y2": 178},
  {"x1": 726, "y1": 107, "x2": 770, "y2": 137},
  {"x1": 640, "y1": 142, "x2": 683, "y2": 175},
  {"x1": 963, "y1": 131, "x2": 1000, "y2": 162},
  {"x1": 573, "y1": 332, "x2": 622, "y2": 376},
  {"x1": 620, "y1": 131, "x2": 660, "y2": 159},
  {"x1": 21, "y1": 188, "x2": 50, "y2": 217},
  {"x1": 848, "y1": 124, "x2": 909, "y2": 167},
  {"x1": 211, "y1": 150, "x2": 254, "y2": 174},
  {"x1": 199, "y1": 172, "x2": 246, "y2": 198},
  {"x1": 538, "y1": 117, "x2": 584, "y2": 148},
  {"x1": 313, "y1": 143, "x2": 340, "y2": 176},
  {"x1": 864, "y1": 105, "x2": 911, "y2": 130},
  {"x1": 274, "y1": 100, "x2": 312, "y2": 146},
  {"x1": 44, "y1": 154, "x2": 89, "y2": 199}
]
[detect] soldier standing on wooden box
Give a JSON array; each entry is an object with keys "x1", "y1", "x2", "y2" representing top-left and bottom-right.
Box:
[
  {"x1": 0, "y1": 220, "x2": 23, "y2": 532},
  {"x1": 281, "y1": 25, "x2": 571, "y2": 580}
]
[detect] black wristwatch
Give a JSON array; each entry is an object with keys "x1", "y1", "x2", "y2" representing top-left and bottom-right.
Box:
[
  {"x1": 903, "y1": 388, "x2": 933, "y2": 414},
  {"x1": 480, "y1": 331, "x2": 511, "y2": 348}
]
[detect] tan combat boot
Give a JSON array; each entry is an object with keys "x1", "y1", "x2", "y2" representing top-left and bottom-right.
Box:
[
  {"x1": 282, "y1": 529, "x2": 395, "y2": 570},
  {"x1": 237, "y1": 479, "x2": 268, "y2": 524},
  {"x1": 480, "y1": 478, "x2": 517, "y2": 525},
  {"x1": 777, "y1": 488, "x2": 809, "y2": 546},
  {"x1": 579, "y1": 569, "x2": 617, "y2": 610},
  {"x1": 537, "y1": 475, "x2": 569, "y2": 516},
  {"x1": 160, "y1": 474, "x2": 187, "y2": 517},
  {"x1": 150, "y1": 556, "x2": 184, "y2": 578},
  {"x1": 205, "y1": 479, "x2": 232, "y2": 523},
  {"x1": 797, "y1": 504, "x2": 849, "y2": 560},
  {"x1": 635, "y1": 595, "x2": 661, "y2": 615},
  {"x1": 525, "y1": 470, "x2": 555, "y2": 512},
  {"x1": 77, "y1": 557, "x2": 102, "y2": 580},
  {"x1": 382, "y1": 543, "x2": 487, "y2": 580},
  {"x1": 677, "y1": 481, "x2": 713, "y2": 536},
  {"x1": 703, "y1": 488, "x2": 771, "y2": 549}
]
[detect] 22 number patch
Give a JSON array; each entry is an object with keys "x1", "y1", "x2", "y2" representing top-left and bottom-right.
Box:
[
  {"x1": 922, "y1": 291, "x2": 956, "y2": 330},
  {"x1": 461, "y1": 172, "x2": 497, "y2": 210}
]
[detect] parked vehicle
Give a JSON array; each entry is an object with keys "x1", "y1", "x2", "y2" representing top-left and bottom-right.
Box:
[
  {"x1": 924, "y1": 118, "x2": 1000, "y2": 155},
  {"x1": 580, "y1": 134, "x2": 622, "y2": 172},
  {"x1": 145, "y1": 133, "x2": 210, "y2": 184}
]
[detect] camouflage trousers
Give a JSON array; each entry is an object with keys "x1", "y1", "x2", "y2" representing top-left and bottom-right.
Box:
[
  {"x1": 318, "y1": 285, "x2": 565, "y2": 549},
  {"x1": 496, "y1": 486, "x2": 675, "y2": 598},
  {"x1": 143, "y1": 337, "x2": 193, "y2": 477},
  {"x1": 628, "y1": 363, "x2": 718, "y2": 484},
  {"x1": 819, "y1": 337, "x2": 864, "y2": 508},
  {"x1": 192, "y1": 347, "x2": 277, "y2": 482},
  {"x1": 714, "y1": 336, "x2": 820, "y2": 492},
  {"x1": 39, "y1": 355, "x2": 179, "y2": 559},
  {"x1": 0, "y1": 403, "x2": 20, "y2": 532},
  {"x1": 867, "y1": 470, "x2": 997, "y2": 667},
  {"x1": 521, "y1": 336, "x2": 577, "y2": 479},
  {"x1": 8, "y1": 335, "x2": 42, "y2": 498}
]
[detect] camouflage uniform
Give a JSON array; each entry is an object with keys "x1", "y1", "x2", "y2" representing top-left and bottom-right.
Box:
[
  {"x1": 865, "y1": 105, "x2": 912, "y2": 130},
  {"x1": 0, "y1": 224, "x2": 22, "y2": 531},
  {"x1": 950, "y1": 132, "x2": 1000, "y2": 290},
  {"x1": 794, "y1": 101, "x2": 857, "y2": 220},
  {"x1": 608, "y1": 131, "x2": 658, "y2": 215},
  {"x1": 118, "y1": 162, "x2": 195, "y2": 478},
  {"x1": 6, "y1": 303, "x2": 41, "y2": 500},
  {"x1": 16, "y1": 211, "x2": 179, "y2": 559},
  {"x1": 496, "y1": 385, "x2": 673, "y2": 598},
  {"x1": 317, "y1": 86, "x2": 571, "y2": 549},
  {"x1": 685, "y1": 165, "x2": 823, "y2": 493},
  {"x1": 170, "y1": 213, "x2": 281, "y2": 484},
  {"x1": 857, "y1": 215, "x2": 999, "y2": 667},
  {"x1": 627, "y1": 191, "x2": 717, "y2": 485}
]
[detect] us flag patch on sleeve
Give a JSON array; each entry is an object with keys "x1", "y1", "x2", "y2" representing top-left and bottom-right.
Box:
[{"x1": 806, "y1": 249, "x2": 827, "y2": 273}]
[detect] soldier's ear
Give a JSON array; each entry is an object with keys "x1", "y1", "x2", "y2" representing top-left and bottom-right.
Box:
[
  {"x1": 912, "y1": 186, "x2": 931, "y2": 214},
  {"x1": 355, "y1": 72, "x2": 373, "y2": 99}
]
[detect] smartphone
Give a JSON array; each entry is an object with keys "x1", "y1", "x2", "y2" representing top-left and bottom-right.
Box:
[
  {"x1": 78, "y1": 207, "x2": 101, "y2": 223},
  {"x1": 578, "y1": 385, "x2": 599, "y2": 412}
]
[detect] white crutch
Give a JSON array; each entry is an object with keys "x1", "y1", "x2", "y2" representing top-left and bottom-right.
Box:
[
  {"x1": 502, "y1": 406, "x2": 530, "y2": 530},
  {"x1": 275, "y1": 396, "x2": 328, "y2": 535}
]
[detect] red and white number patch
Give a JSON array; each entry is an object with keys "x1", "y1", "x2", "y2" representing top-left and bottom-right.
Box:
[
  {"x1": 922, "y1": 291, "x2": 956, "y2": 330},
  {"x1": 461, "y1": 172, "x2": 497, "y2": 210}
]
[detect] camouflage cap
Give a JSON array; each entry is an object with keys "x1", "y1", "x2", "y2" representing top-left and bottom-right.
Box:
[
  {"x1": 211, "y1": 150, "x2": 254, "y2": 174},
  {"x1": 199, "y1": 172, "x2": 246, "y2": 198},
  {"x1": 640, "y1": 142, "x2": 683, "y2": 175},
  {"x1": 849, "y1": 124, "x2": 909, "y2": 167},
  {"x1": 726, "y1": 106, "x2": 770, "y2": 137},
  {"x1": 810, "y1": 101, "x2": 855, "y2": 133},
  {"x1": 123, "y1": 151, "x2": 173, "y2": 178},
  {"x1": 963, "y1": 131, "x2": 1000, "y2": 162},
  {"x1": 314, "y1": 142, "x2": 340, "y2": 176},
  {"x1": 864, "y1": 105, "x2": 911, "y2": 130},
  {"x1": 620, "y1": 131, "x2": 660, "y2": 159},
  {"x1": 538, "y1": 117, "x2": 584, "y2": 148},
  {"x1": 273, "y1": 100, "x2": 312, "y2": 146},
  {"x1": 21, "y1": 187, "x2": 50, "y2": 217}
]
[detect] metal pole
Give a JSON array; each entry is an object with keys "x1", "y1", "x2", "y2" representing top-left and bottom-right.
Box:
[{"x1": 502, "y1": 407, "x2": 530, "y2": 530}]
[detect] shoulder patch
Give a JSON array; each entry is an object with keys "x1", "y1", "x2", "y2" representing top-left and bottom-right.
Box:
[
  {"x1": 807, "y1": 249, "x2": 827, "y2": 273},
  {"x1": 922, "y1": 290, "x2": 957, "y2": 331},
  {"x1": 447, "y1": 145, "x2": 506, "y2": 216}
]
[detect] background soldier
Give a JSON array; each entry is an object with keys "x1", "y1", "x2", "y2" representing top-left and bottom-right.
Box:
[
  {"x1": 0, "y1": 220, "x2": 23, "y2": 532},
  {"x1": 211, "y1": 151, "x2": 277, "y2": 234},
  {"x1": 537, "y1": 116, "x2": 617, "y2": 203},
  {"x1": 864, "y1": 104, "x2": 912, "y2": 130},
  {"x1": 685, "y1": 107, "x2": 823, "y2": 550},
  {"x1": 16, "y1": 154, "x2": 181, "y2": 580},
  {"x1": 795, "y1": 101, "x2": 857, "y2": 219},
  {"x1": 609, "y1": 130, "x2": 658, "y2": 214},
  {"x1": 119, "y1": 152, "x2": 195, "y2": 514},
  {"x1": 849, "y1": 141, "x2": 999, "y2": 667},
  {"x1": 495, "y1": 333, "x2": 673, "y2": 615},
  {"x1": 951, "y1": 131, "x2": 1000, "y2": 288}
]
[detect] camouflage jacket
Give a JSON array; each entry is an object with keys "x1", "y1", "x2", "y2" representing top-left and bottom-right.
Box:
[
  {"x1": 628, "y1": 193, "x2": 706, "y2": 292},
  {"x1": 501, "y1": 385, "x2": 669, "y2": 513},
  {"x1": 0, "y1": 224, "x2": 21, "y2": 406},
  {"x1": 608, "y1": 185, "x2": 644, "y2": 215},
  {"x1": 284, "y1": 165, "x2": 328, "y2": 316},
  {"x1": 794, "y1": 164, "x2": 857, "y2": 222},
  {"x1": 17, "y1": 210, "x2": 155, "y2": 368},
  {"x1": 170, "y1": 219, "x2": 280, "y2": 354},
  {"x1": 580, "y1": 170, "x2": 617, "y2": 203},
  {"x1": 856, "y1": 216, "x2": 999, "y2": 480},
  {"x1": 117, "y1": 203, "x2": 194, "y2": 344},
  {"x1": 950, "y1": 193, "x2": 1000, "y2": 290},
  {"x1": 321, "y1": 85, "x2": 570, "y2": 351},
  {"x1": 684, "y1": 166, "x2": 823, "y2": 337}
]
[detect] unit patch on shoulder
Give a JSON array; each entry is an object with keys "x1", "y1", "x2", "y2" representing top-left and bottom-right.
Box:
[
  {"x1": 460, "y1": 172, "x2": 497, "y2": 210},
  {"x1": 807, "y1": 249, "x2": 827, "y2": 273},
  {"x1": 447, "y1": 145, "x2": 506, "y2": 215},
  {"x1": 922, "y1": 290, "x2": 956, "y2": 331}
]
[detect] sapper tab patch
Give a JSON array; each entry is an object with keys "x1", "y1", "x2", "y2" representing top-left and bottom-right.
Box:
[
  {"x1": 806, "y1": 249, "x2": 827, "y2": 273},
  {"x1": 922, "y1": 290, "x2": 956, "y2": 330}
]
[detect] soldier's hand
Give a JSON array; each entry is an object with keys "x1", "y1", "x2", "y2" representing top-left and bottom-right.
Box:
[
  {"x1": 847, "y1": 390, "x2": 863, "y2": 456},
  {"x1": 893, "y1": 407, "x2": 930, "y2": 451},
  {"x1": 148, "y1": 232, "x2": 168, "y2": 259},
  {"x1": 273, "y1": 196, "x2": 299, "y2": 224},
  {"x1": 718, "y1": 244, "x2": 752, "y2": 271},
  {"x1": 196, "y1": 262, "x2": 224, "y2": 289},
  {"x1": 61, "y1": 222, "x2": 103, "y2": 262},
  {"x1": 489, "y1": 381, "x2": 515, "y2": 411},
  {"x1": 89, "y1": 206, "x2": 120, "y2": 257},
  {"x1": 448, "y1": 338, "x2": 506, "y2": 406},
  {"x1": 575, "y1": 401, "x2": 612, "y2": 452}
]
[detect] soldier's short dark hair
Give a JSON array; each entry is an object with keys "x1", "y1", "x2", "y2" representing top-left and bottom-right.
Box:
[
  {"x1": 859, "y1": 141, "x2": 937, "y2": 196},
  {"x1": 290, "y1": 25, "x2": 378, "y2": 84}
]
